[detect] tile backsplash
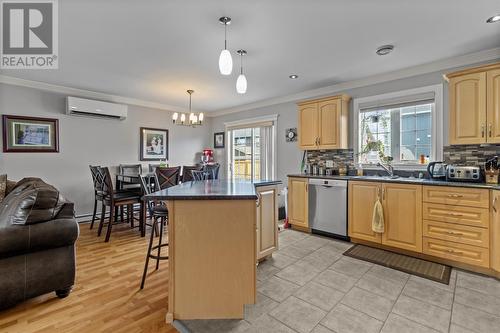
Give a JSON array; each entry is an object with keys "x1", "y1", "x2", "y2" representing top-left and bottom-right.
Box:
[
  {"x1": 444, "y1": 144, "x2": 500, "y2": 167},
  {"x1": 306, "y1": 149, "x2": 354, "y2": 168}
]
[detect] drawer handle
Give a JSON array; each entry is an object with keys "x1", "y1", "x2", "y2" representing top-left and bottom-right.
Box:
[
  {"x1": 445, "y1": 249, "x2": 463, "y2": 255},
  {"x1": 447, "y1": 194, "x2": 463, "y2": 198},
  {"x1": 446, "y1": 231, "x2": 463, "y2": 236},
  {"x1": 447, "y1": 212, "x2": 463, "y2": 217}
]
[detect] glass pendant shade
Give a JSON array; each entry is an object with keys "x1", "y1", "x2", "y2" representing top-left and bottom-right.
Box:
[
  {"x1": 219, "y1": 49, "x2": 233, "y2": 75},
  {"x1": 172, "y1": 112, "x2": 178, "y2": 121},
  {"x1": 199, "y1": 113, "x2": 204, "y2": 122},
  {"x1": 180, "y1": 113, "x2": 186, "y2": 123},
  {"x1": 236, "y1": 74, "x2": 247, "y2": 94}
]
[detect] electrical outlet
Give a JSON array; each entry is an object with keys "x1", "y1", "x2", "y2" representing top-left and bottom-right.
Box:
[{"x1": 326, "y1": 160, "x2": 334, "y2": 168}]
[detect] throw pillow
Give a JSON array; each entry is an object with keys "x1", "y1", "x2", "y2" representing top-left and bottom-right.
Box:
[{"x1": 0, "y1": 174, "x2": 6, "y2": 203}]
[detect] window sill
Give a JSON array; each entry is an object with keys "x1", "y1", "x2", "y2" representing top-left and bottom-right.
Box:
[{"x1": 361, "y1": 164, "x2": 428, "y2": 171}]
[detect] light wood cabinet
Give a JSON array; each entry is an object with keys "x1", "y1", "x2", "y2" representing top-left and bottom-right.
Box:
[
  {"x1": 423, "y1": 186, "x2": 490, "y2": 208},
  {"x1": 423, "y1": 237, "x2": 489, "y2": 268},
  {"x1": 348, "y1": 181, "x2": 382, "y2": 243},
  {"x1": 491, "y1": 190, "x2": 500, "y2": 274},
  {"x1": 447, "y1": 62, "x2": 500, "y2": 145},
  {"x1": 288, "y1": 177, "x2": 308, "y2": 228},
  {"x1": 381, "y1": 183, "x2": 423, "y2": 252},
  {"x1": 256, "y1": 185, "x2": 279, "y2": 260},
  {"x1": 297, "y1": 95, "x2": 350, "y2": 150},
  {"x1": 487, "y1": 69, "x2": 500, "y2": 144}
]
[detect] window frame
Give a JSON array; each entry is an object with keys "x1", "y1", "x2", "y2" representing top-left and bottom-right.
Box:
[{"x1": 353, "y1": 84, "x2": 443, "y2": 169}]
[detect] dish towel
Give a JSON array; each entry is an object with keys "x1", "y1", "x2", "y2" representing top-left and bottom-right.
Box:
[{"x1": 372, "y1": 199, "x2": 385, "y2": 233}]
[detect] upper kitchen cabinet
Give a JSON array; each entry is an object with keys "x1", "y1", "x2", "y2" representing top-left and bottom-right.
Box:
[
  {"x1": 447, "y1": 62, "x2": 500, "y2": 145},
  {"x1": 297, "y1": 94, "x2": 350, "y2": 150}
]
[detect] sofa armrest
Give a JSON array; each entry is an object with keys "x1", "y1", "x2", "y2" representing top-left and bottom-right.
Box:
[{"x1": 56, "y1": 202, "x2": 75, "y2": 219}]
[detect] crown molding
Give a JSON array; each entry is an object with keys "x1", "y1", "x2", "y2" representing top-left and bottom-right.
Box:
[
  {"x1": 0, "y1": 75, "x2": 205, "y2": 115},
  {"x1": 211, "y1": 47, "x2": 500, "y2": 117}
]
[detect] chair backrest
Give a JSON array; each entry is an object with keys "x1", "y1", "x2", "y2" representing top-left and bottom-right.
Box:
[
  {"x1": 119, "y1": 164, "x2": 142, "y2": 175},
  {"x1": 139, "y1": 174, "x2": 155, "y2": 216},
  {"x1": 98, "y1": 167, "x2": 115, "y2": 200},
  {"x1": 155, "y1": 166, "x2": 181, "y2": 190},
  {"x1": 89, "y1": 165, "x2": 100, "y2": 190},
  {"x1": 181, "y1": 165, "x2": 201, "y2": 183},
  {"x1": 204, "y1": 163, "x2": 220, "y2": 180},
  {"x1": 148, "y1": 164, "x2": 161, "y2": 173},
  {"x1": 191, "y1": 170, "x2": 208, "y2": 181}
]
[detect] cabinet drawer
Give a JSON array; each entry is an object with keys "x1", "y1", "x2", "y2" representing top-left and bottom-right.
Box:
[
  {"x1": 423, "y1": 237, "x2": 489, "y2": 268},
  {"x1": 423, "y1": 220, "x2": 489, "y2": 248},
  {"x1": 423, "y1": 203, "x2": 489, "y2": 228},
  {"x1": 423, "y1": 186, "x2": 489, "y2": 208}
]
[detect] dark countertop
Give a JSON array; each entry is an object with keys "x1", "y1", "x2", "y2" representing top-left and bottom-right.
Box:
[
  {"x1": 145, "y1": 179, "x2": 282, "y2": 200},
  {"x1": 288, "y1": 174, "x2": 499, "y2": 189}
]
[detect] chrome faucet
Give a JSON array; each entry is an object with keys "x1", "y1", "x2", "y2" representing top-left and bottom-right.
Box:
[{"x1": 377, "y1": 161, "x2": 394, "y2": 177}]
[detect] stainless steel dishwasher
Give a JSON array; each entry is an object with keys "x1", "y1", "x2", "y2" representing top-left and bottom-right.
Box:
[{"x1": 308, "y1": 178, "x2": 348, "y2": 240}]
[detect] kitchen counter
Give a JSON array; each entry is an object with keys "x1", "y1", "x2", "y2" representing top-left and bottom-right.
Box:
[
  {"x1": 145, "y1": 179, "x2": 281, "y2": 201},
  {"x1": 288, "y1": 174, "x2": 500, "y2": 189}
]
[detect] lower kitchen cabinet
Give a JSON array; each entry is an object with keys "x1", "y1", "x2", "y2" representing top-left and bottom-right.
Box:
[
  {"x1": 288, "y1": 177, "x2": 309, "y2": 228},
  {"x1": 256, "y1": 185, "x2": 279, "y2": 260},
  {"x1": 381, "y1": 183, "x2": 423, "y2": 252},
  {"x1": 348, "y1": 181, "x2": 382, "y2": 243},
  {"x1": 491, "y1": 190, "x2": 500, "y2": 274},
  {"x1": 348, "y1": 181, "x2": 422, "y2": 252}
]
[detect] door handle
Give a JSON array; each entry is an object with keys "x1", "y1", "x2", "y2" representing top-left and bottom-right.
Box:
[
  {"x1": 493, "y1": 196, "x2": 497, "y2": 213},
  {"x1": 489, "y1": 123, "x2": 493, "y2": 138},
  {"x1": 481, "y1": 124, "x2": 485, "y2": 138},
  {"x1": 382, "y1": 186, "x2": 386, "y2": 200}
]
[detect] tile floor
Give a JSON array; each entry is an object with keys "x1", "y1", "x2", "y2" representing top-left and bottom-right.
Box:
[{"x1": 180, "y1": 228, "x2": 500, "y2": 333}]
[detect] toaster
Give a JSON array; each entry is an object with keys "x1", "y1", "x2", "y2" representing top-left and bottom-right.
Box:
[{"x1": 446, "y1": 165, "x2": 481, "y2": 182}]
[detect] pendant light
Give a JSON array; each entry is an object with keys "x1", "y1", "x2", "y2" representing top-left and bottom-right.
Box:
[
  {"x1": 172, "y1": 90, "x2": 203, "y2": 127},
  {"x1": 218, "y1": 17, "x2": 232, "y2": 75},
  {"x1": 236, "y1": 49, "x2": 247, "y2": 94}
]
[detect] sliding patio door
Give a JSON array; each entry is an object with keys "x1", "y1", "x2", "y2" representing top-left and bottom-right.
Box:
[{"x1": 227, "y1": 119, "x2": 275, "y2": 181}]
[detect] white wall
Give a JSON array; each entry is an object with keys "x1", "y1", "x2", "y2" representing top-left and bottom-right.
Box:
[
  {"x1": 0, "y1": 83, "x2": 212, "y2": 216},
  {"x1": 210, "y1": 60, "x2": 500, "y2": 205}
]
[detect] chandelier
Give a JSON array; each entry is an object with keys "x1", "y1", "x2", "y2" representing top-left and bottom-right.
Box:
[{"x1": 172, "y1": 90, "x2": 204, "y2": 127}]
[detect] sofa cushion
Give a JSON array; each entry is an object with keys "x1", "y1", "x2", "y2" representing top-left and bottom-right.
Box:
[
  {"x1": 6, "y1": 180, "x2": 17, "y2": 196},
  {"x1": 0, "y1": 174, "x2": 6, "y2": 203},
  {"x1": 4, "y1": 179, "x2": 66, "y2": 225}
]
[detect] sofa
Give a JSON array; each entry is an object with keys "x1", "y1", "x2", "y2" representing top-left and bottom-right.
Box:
[{"x1": 0, "y1": 177, "x2": 79, "y2": 310}]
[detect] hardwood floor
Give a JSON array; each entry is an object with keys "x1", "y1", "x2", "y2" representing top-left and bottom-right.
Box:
[{"x1": 0, "y1": 222, "x2": 178, "y2": 333}]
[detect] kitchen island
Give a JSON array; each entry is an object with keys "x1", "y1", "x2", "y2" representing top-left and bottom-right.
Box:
[{"x1": 145, "y1": 179, "x2": 280, "y2": 324}]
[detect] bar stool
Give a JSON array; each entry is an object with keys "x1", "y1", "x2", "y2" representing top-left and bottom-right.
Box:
[{"x1": 140, "y1": 174, "x2": 170, "y2": 289}]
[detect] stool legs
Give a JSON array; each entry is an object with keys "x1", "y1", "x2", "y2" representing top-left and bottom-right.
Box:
[
  {"x1": 141, "y1": 217, "x2": 157, "y2": 289},
  {"x1": 156, "y1": 217, "x2": 164, "y2": 270},
  {"x1": 90, "y1": 198, "x2": 97, "y2": 229},
  {"x1": 97, "y1": 203, "x2": 106, "y2": 236},
  {"x1": 105, "y1": 205, "x2": 115, "y2": 242}
]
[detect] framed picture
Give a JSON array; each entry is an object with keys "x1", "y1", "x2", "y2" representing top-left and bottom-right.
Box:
[
  {"x1": 2, "y1": 115, "x2": 59, "y2": 153},
  {"x1": 214, "y1": 132, "x2": 225, "y2": 149},
  {"x1": 140, "y1": 127, "x2": 168, "y2": 161}
]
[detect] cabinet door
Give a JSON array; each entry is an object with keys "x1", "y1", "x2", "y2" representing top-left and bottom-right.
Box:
[
  {"x1": 491, "y1": 190, "x2": 500, "y2": 273},
  {"x1": 298, "y1": 103, "x2": 319, "y2": 150},
  {"x1": 348, "y1": 181, "x2": 382, "y2": 243},
  {"x1": 449, "y1": 72, "x2": 486, "y2": 144},
  {"x1": 256, "y1": 185, "x2": 278, "y2": 260},
  {"x1": 318, "y1": 99, "x2": 342, "y2": 149},
  {"x1": 487, "y1": 69, "x2": 500, "y2": 143},
  {"x1": 288, "y1": 177, "x2": 308, "y2": 228},
  {"x1": 382, "y1": 184, "x2": 423, "y2": 252}
]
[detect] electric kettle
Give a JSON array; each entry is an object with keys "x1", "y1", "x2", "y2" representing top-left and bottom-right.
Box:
[{"x1": 427, "y1": 161, "x2": 447, "y2": 179}]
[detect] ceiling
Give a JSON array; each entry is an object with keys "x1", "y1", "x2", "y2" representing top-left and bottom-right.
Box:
[{"x1": 1, "y1": 0, "x2": 499, "y2": 112}]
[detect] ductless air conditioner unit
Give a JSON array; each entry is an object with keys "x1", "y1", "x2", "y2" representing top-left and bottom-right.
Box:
[{"x1": 66, "y1": 96, "x2": 128, "y2": 120}]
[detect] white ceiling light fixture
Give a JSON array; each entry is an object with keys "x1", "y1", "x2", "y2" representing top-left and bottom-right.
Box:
[
  {"x1": 236, "y1": 49, "x2": 248, "y2": 94},
  {"x1": 218, "y1": 17, "x2": 233, "y2": 75},
  {"x1": 376, "y1": 44, "x2": 394, "y2": 56},
  {"x1": 289, "y1": 74, "x2": 299, "y2": 79},
  {"x1": 486, "y1": 15, "x2": 500, "y2": 23},
  {"x1": 172, "y1": 90, "x2": 203, "y2": 127}
]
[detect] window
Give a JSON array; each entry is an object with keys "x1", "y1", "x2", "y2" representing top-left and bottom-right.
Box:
[
  {"x1": 355, "y1": 85, "x2": 443, "y2": 166},
  {"x1": 226, "y1": 115, "x2": 277, "y2": 181}
]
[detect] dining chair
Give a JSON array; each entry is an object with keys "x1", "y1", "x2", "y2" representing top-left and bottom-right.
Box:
[
  {"x1": 148, "y1": 164, "x2": 161, "y2": 173},
  {"x1": 155, "y1": 166, "x2": 181, "y2": 190},
  {"x1": 89, "y1": 165, "x2": 103, "y2": 229},
  {"x1": 204, "y1": 163, "x2": 220, "y2": 180},
  {"x1": 181, "y1": 165, "x2": 201, "y2": 183},
  {"x1": 98, "y1": 167, "x2": 142, "y2": 242},
  {"x1": 119, "y1": 164, "x2": 142, "y2": 175},
  {"x1": 191, "y1": 170, "x2": 208, "y2": 181},
  {"x1": 139, "y1": 174, "x2": 172, "y2": 289}
]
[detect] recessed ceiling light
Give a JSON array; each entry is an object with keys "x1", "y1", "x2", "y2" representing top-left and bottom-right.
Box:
[
  {"x1": 376, "y1": 44, "x2": 394, "y2": 56},
  {"x1": 289, "y1": 74, "x2": 299, "y2": 79},
  {"x1": 486, "y1": 15, "x2": 500, "y2": 23}
]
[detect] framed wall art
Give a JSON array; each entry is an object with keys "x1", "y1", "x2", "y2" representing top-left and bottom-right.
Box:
[
  {"x1": 214, "y1": 132, "x2": 225, "y2": 149},
  {"x1": 2, "y1": 115, "x2": 59, "y2": 153},
  {"x1": 140, "y1": 127, "x2": 168, "y2": 161}
]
